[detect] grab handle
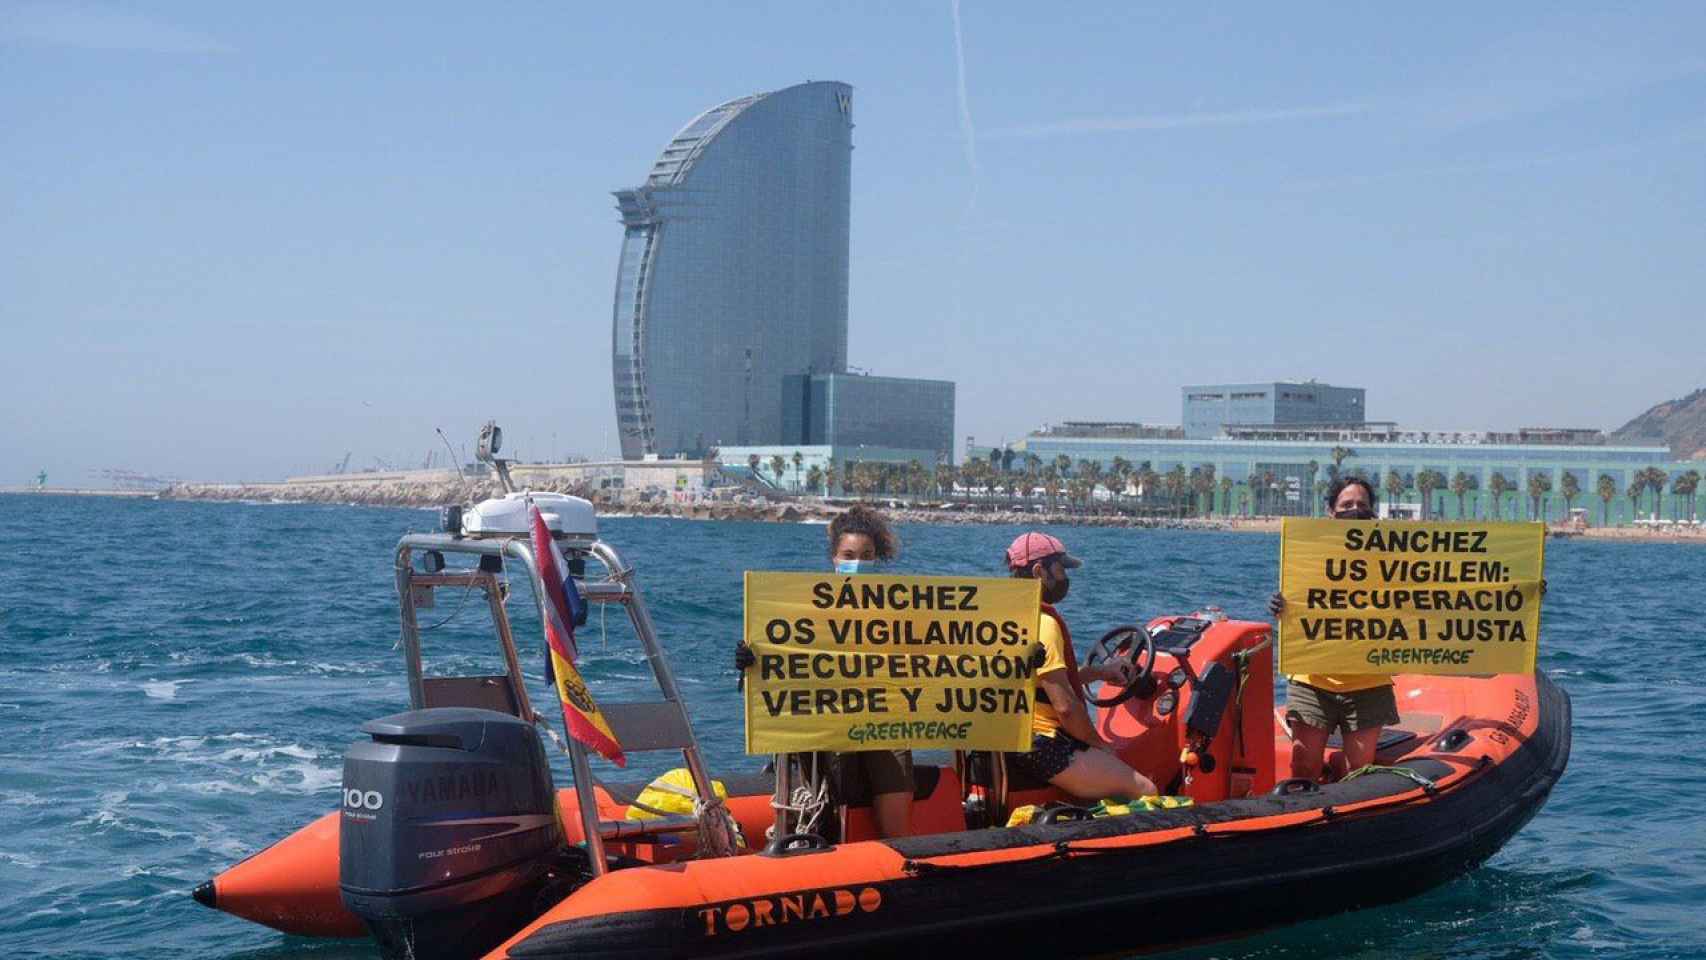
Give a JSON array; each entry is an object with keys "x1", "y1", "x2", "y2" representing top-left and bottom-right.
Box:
[
  {"x1": 1270, "y1": 778, "x2": 1321, "y2": 796},
  {"x1": 761, "y1": 832, "x2": 833, "y2": 857}
]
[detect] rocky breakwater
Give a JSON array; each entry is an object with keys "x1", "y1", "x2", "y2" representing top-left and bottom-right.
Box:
[
  {"x1": 161, "y1": 472, "x2": 1283, "y2": 532},
  {"x1": 163, "y1": 470, "x2": 519, "y2": 508},
  {"x1": 160, "y1": 469, "x2": 826, "y2": 523}
]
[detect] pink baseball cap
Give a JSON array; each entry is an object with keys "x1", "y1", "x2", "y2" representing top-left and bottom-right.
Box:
[{"x1": 1005, "y1": 531, "x2": 1082, "y2": 571}]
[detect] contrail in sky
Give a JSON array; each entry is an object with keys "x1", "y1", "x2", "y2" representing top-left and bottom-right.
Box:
[{"x1": 950, "y1": 0, "x2": 979, "y2": 213}]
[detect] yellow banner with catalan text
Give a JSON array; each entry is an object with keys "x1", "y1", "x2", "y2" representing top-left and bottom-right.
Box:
[
  {"x1": 742, "y1": 572, "x2": 1041, "y2": 754},
  {"x1": 1278, "y1": 519, "x2": 1544, "y2": 676}
]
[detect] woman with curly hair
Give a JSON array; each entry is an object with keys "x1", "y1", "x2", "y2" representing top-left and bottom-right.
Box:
[{"x1": 821, "y1": 506, "x2": 913, "y2": 836}]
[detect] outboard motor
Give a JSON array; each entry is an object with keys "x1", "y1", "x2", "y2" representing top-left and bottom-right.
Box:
[{"x1": 339, "y1": 708, "x2": 563, "y2": 960}]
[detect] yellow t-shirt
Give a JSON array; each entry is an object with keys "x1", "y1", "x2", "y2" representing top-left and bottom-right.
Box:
[
  {"x1": 1031, "y1": 614, "x2": 1070, "y2": 738},
  {"x1": 1286, "y1": 673, "x2": 1392, "y2": 694}
]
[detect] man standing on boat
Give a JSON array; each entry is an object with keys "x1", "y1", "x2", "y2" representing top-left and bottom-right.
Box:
[
  {"x1": 1269, "y1": 477, "x2": 1401, "y2": 782},
  {"x1": 1004, "y1": 532, "x2": 1158, "y2": 800}
]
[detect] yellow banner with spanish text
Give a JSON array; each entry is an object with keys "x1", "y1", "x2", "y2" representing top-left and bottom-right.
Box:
[
  {"x1": 1278, "y1": 519, "x2": 1544, "y2": 676},
  {"x1": 742, "y1": 572, "x2": 1040, "y2": 754}
]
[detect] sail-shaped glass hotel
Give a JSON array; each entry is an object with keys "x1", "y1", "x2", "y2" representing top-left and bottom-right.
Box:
[{"x1": 611, "y1": 81, "x2": 853, "y2": 459}]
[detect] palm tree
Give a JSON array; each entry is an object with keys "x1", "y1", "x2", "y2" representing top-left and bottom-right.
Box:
[
  {"x1": 1196, "y1": 464, "x2": 1217, "y2": 516},
  {"x1": 1644, "y1": 467, "x2": 1669, "y2": 522},
  {"x1": 1219, "y1": 475, "x2": 1234, "y2": 516},
  {"x1": 770, "y1": 454, "x2": 787, "y2": 489},
  {"x1": 805, "y1": 464, "x2": 823, "y2": 496},
  {"x1": 1164, "y1": 465, "x2": 1187, "y2": 517},
  {"x1": 1054, "y1": 454, "x2": 1073, "y2": 479},
  {"x1": 1595, "y1": 473, "x2": 1616, "y2": 526},
  {"x1": 1329, "y1": 446, "x2": 1355, "y2": 481},
  {"x1": 1080, "y1": 460, "x2": 1105, "y2": 512},
  {"x1": 1526, "y1": 472, "x2": 1552, "y2": 521},
  {"x1": 1416, "y1": 470, "x2": 1442, "y2": 520},
  {"x1": 1625, "y1": 478, "x2": 1645, "y2": 523},
  {"x1": 1306, "y1": 460, "x2": 1321, "y2": 516},
  {"x1": 1558, "y1": 471, "x2": 1581, "y2": 520},
  {"x1": 1680, "y1": 469, "x2": 1701, "y2": 523},
  {"x1": 1487, "y1": 472, "x2": 1510, "y2": 521},
  {"x1": 906, "y1": 459, "x2": 926, "y2": 499},
  {"x1": 1384, "y1": 470, "x2": 1406, "y2": 516},
  {"x1": 1450, "y1": 471, "x2": 1474, "y2": 520},
  {"x1": 934, "y1": 463, "x2": 955, "y2": 501},
  {"x1": 1109, "y1": 456, "x2": 1131, "y2": 511},
  {"x1": 792, "y1": 450, "x2": 804, "y2": 489},
  {"x1": 1001, "y1": 448, "x2": 1016, "y2": 473},
  {"x1": 824, "y1": 464, "x2": 838, "y2": 498}
]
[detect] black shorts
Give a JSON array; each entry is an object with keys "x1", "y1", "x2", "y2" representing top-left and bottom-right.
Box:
[
  {"x1": 830, "y1": 749, "x2": 914, "y2": 800},
  {"x1": 1006, "y1": 732, "x2": 1089, "y2": 783}
]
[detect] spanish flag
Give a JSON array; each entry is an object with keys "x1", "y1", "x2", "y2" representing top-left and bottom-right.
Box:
[{"x1": 529, "y1": 503, "x2": 625, "y2": 766}]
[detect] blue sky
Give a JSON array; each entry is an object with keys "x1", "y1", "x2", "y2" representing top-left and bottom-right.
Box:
[{"x1": 4, "y1": 2, "x2": 1703, "y2": 483}]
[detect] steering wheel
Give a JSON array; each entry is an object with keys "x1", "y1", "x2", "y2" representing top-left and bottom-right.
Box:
[{"x1": 1082, "y1": 625, "x2": 1157, "y2": 708}]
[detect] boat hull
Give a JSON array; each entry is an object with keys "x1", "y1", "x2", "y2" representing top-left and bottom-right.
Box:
[
  {"x1": 492, "y1": 671, "x2": 1571, "y2": 958},
  {"x1": 197, "y1": 670, "x2": 1569, "y2": 958}
]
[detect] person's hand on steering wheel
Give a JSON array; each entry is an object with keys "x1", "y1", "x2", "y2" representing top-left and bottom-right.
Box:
[
  {"x1": 1083, "y1": 658, "x2": 1134, "y2": 685},
  {"x1": 1083, "y1": 625, "x2": 1157, "y2": 707}
]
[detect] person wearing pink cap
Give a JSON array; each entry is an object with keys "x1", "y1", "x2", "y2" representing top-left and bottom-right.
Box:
[{"x1": 1004, "y1": 532, "x2": 1158, "y2": 800}]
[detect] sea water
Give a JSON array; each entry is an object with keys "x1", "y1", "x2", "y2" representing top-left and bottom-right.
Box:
[{"x1": 1, "y1": 495, "x2": 1702, "y2": 959}]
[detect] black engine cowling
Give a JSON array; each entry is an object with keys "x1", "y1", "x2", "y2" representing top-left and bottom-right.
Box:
[{"x1": 339, "y1": 707, "x2": 563, "y2": 960}]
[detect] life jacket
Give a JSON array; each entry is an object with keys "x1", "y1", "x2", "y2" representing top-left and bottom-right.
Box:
[{"x1": 1037, "y1": 603, "x2": 1083, "y2": 703}]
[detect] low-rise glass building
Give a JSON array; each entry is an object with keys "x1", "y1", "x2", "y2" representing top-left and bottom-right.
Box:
[
  {"x1": 1008, "y1": 430, "x2": 1698, "y2": 524},
  {"x1": 781, "y1": 373, "x2": 955, "y2": 465},
  {"x1": 1183, "y1": 381, "x2": 1365, "y2": 439}
]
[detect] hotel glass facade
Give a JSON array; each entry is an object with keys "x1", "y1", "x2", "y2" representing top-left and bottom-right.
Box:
[{"x1": 611, "y1": 82, "x2": 853, "y2": 458}]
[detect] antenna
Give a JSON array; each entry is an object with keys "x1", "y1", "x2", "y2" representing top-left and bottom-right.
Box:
[{"x1": 436, "y1": 427, "x2": 475, "y2": 502}]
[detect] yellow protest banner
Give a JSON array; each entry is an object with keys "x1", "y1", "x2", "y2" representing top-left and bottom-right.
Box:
[
  {"x1": 1278, "y1": 519, "x2": 1544, "y2": 676},
  {"x1": 742, "y1": 572, "x2": 1041, "y2": 754}
]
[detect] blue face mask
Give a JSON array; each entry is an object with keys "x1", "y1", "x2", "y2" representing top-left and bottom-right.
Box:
[{"x1": 835, "y1": 558, "x2": 875, "y2": 574}]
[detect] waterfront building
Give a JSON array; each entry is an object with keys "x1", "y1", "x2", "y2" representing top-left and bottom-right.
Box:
[
  {"x1": 1183, "y1": 382, "x2": 1366, "y2": 439},
  {"x1": 1007, "y1": 386, "x2": 1702, "y2": 524},
  {"x1": 781, "y1": 373, "x2": 955, "y2": 465},
  {"x1": 611, "y1": 81, "x2": 853, "y2": 459}
]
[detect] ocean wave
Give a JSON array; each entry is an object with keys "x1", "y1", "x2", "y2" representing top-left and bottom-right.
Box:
[{"x1": 141, "y1": 679, "x2": 193, "y2": 700}]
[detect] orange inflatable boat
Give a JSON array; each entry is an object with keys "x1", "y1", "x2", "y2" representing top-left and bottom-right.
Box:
[{"x1": 193, "y1": 495, "x2": 1570, "y2": 959}]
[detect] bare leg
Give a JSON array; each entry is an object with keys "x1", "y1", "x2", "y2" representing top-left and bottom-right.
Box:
[
  {"x1": 870, "y1": 790, "x2": 912, "y2": 838},
  {"x1": 1289, "y1": 720, "x2": 1330, "y2": 782},
  {"x1": 1341, "y1": 726, "x2": 1383, "y2": 772},
  {"x1": 1050, "y1": 747, "x2": 1157, "y2": 802}
]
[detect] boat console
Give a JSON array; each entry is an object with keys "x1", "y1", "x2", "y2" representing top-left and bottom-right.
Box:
[{"x1": 1094, "y1": 611, "x2": 1278, "y2": 802}]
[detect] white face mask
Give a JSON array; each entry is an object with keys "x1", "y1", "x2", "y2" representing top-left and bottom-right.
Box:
[{"x1": 835, "y1": 558, "x2": 876, "y2": 574}]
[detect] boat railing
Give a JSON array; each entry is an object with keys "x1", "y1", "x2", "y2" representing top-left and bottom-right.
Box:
[{"x1": 394, "y1": 530, "x2": 722, "y2": 876}]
